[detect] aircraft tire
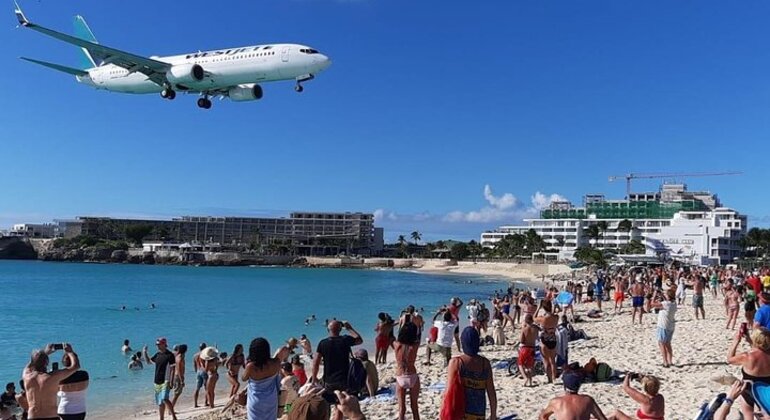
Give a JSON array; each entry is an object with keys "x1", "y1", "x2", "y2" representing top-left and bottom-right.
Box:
[
  {"x1": 197, "y1": 98, "x2": 212, "y2": 109},
  {"x1": 294, "y1": 84, "x2": 304, "y2": 93}
]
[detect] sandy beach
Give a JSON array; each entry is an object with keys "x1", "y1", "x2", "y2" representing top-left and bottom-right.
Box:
[{"x1": 126, "y1": 283, "x2": 748, "y2": 420}]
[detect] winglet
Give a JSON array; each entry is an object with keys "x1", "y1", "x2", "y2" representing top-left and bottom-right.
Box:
[{"x1": 14, "y1": 0, "x2": 29, "y2": 27}]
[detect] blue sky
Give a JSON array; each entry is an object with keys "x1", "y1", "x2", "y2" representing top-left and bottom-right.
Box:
[{"x1": 1, "y1": 0, "x2": 769, "y2": 241}]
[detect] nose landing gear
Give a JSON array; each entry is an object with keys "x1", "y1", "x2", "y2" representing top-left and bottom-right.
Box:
[{"x1": 294, "y1": 84, "x2": 304, "y2": 93}]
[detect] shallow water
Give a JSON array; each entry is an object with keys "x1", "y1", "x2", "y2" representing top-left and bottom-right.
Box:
[{"x1": 0, "y1": 260, "x2": 518, "y2": 416}]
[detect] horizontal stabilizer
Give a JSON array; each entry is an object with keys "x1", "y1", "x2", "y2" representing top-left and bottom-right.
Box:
[{"x1": 20, "y1": 57, "x2": 88, "y2": 76}]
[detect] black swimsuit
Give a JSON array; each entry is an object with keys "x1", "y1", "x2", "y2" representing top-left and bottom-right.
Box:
[{"x1": 742, "y1": 368, "x2": 770, "y2": 407}]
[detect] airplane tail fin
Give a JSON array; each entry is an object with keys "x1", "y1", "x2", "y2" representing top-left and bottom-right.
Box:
[{"x1": 73, "y1": 15, "x2": 98, "y2": 69}]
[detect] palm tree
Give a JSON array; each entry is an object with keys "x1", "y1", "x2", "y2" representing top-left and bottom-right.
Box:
[
  {"x1": 597, "y1": 221, "x2": 609, "y2": 248},
  {"x1": 410, "y1": 231, "x2": 422, "y2": 245},
  {"x1": 585, "y1": 225, "x2": 600, "y2": 247},
  {"x1": 397, "y1": 235, "x2": 408, "y2": 258},
  {"x1": 618, "y1": 219, "x2": 633, "y2": 232}
]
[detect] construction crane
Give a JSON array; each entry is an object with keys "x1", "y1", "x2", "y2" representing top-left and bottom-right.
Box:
[{"x1": 608, "y1": 171, "x2": 742, "y2": 198}]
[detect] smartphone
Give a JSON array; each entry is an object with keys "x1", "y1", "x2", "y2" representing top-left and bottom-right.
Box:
[
  {"x1": 52, "y1": 343, "x2": 64, "y2": 351},
  {"x1": 51, "y1": 362, "x2": 59, "y2": 371},
  {"x1": 740, "y1": 322, "x2": 748, "y2": 335}
]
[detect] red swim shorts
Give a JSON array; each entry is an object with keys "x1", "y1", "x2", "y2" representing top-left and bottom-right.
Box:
[
  {"x1": 375, "y1": 334, "x2": 389, "y2": 350},
  {"x1": 614, "y1": 291, "x2": 625, "y2": 303},
  {"x1": 518, "y1": 346, "x2": 535, "y2": 368}
]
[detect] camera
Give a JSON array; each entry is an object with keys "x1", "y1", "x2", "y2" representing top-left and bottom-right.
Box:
[
  {"x1": 51, "y1": 362, "x2": 59, "y2": 371},
  {"x1": 52, "y1": 343, "x2": 64, "y2": 351},
  {"x1": 628, "y1": 372, "x2": 642, "y2": 381},
  {"x1": 321, "y1": 389, "x2": 340, "y2": 405}
]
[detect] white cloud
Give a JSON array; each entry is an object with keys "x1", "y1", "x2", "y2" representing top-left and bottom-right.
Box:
[
  {"x1": 531, "y1": 192, "x2": 568, "y2": 211},
  {"x1": 483, "y1": 185, "x2": 517, "y2": 210}
]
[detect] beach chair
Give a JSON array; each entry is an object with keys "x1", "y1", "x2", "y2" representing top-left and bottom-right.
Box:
[{"x1": 692, "y1": 392, "x2": 725, "y2": 420}]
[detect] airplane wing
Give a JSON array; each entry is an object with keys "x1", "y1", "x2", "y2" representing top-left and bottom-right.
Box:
[
  {"x1": 20, "y1": 57, "x2": 88, "y2": 76},
  {"x1": 15, "y1": 2, "x2": 171, "y2": 86}
]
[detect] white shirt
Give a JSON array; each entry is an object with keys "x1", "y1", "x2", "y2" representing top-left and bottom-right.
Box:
[
  {"x1": 657, "y1": 301, "x2": 677, "y2": 331},
  {"x1": 58, "y1": 390, "x2": 86, "y2": 414},
  {"x1": 434, "y1": 320, "x2": 457, "y2": 348},
  {"x1": 466, "y1": 304, "x2": 479, "y2": 321}
]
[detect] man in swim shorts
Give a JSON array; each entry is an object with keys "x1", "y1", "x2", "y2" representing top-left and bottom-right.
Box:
[
  {"x1": 143, "y1": 338, "x2": 177, "y2": 420},
  {"x1": 595, "y1": 275, "x2": 605, "y2": 311},
  {"x1": 692, "y1": 274, "x2": 706, "y2": 320},
  {"x1": 613, "y1": 277, "x2": 627, "y2": 315},
  {"x1": 170, "y1": 344, "x2": 187, "y2": 408},
  {"x1": 192, "y1": 343, "x2": 207, "y2": 408},
  {"x1": 631, "y1": 280, "x2": 645, "y2": 325},
  {"x1": 518, "y1": 314, "x2": 538, "y2": 387}
]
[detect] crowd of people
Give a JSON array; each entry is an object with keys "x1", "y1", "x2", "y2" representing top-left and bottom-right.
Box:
[{"x1": 9, "y1": 264, "x2": 770, "y2": 419}]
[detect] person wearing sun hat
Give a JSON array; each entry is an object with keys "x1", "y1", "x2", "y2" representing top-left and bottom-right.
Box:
[
  {"x1": 199, "y1": 346, "x2": 220, "y2": 410},
  {"x1": 539, "y1": 369, "x2": 608, "y2": 419},
  {"x1": 142, "y1": 337, "x2": 177, "y2": 420}
]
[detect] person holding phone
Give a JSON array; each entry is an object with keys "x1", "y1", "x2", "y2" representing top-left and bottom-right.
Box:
[
  {"x1": 311, "y1": 320, "x2": 363, "y2": 420},
  {"x1": 23, "y1": 343, "x2": 80, "y2": 420}
]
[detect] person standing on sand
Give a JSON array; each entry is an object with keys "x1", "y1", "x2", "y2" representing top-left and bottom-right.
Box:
[
  {"x1": 394, "y1": 322, "x2": 420, "y2": 420},
  {"x1": 693, "y1": 273, "x2": 707, "y2": 320},
  {"x1": 374, "y1": 313, "x2": 394, "y2": 364},
  {"x1": 518, "y1": 314, "x2": 539, "y2": 387},
  {"x1": 448, "y1": 297, "x2": 463, "y2": 353},
  {"x1": 170, "y1": 344, "x2": 186, "y2": 409},
  {"x1": 192, "y1": 342, "x2": 207, "y2": 408},
  {"x1": 399, "y1": 305, "x2": 424, "y2": 343},
  {"x1": 536, "y1": 301, "x2": 559, "y2": 384},
  {"x1": 613, "y1": 277, "x2": 626, "y2": 315},
  {"x1": 200, "y1": 347, "x2": 219, "y2": 409},
  {"x1": 225, "y1": 344, "x2": 245, "y2": 398},
  {"x1": 651, "y1": 290, "x2": 677, "y2": 368},
  {"x1": 630, "y1": 280, "x2": 645, "y2": 325},
  {"x1": 539, "y1": 370, "x2": 608, "y2": 419},
  {"x1": 242, "y1": 337, "x2": 297, "y2": 420},
  {"x1": 299, "y1": 335, "x2": 312, "y2": 359},
  {"x1": 427, "y1": 309, "x2": 456, "y2": 367},
  {"x1": 143, "y1": 338, "x2": 177, "y2": 420},
  {"x1": 676, "y1": 275, "x2": 687, "y2": 305},
  {"x1": 443, "y1": 327, "x2": 497, "y2": 420},
  {"x1": 312, "y1": 321, "x2": 362, "y2": 420},
  {"x1": 24, "y1": 343, "x2": 80, "y2": 420},
  {"x1": 595, "y1": 274, "x2": 605, "y2": 311}
]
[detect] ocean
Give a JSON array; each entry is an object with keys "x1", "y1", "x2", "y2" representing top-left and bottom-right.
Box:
[{"x1": 0, "y1": 260, "x2": 519, "y2": 418}]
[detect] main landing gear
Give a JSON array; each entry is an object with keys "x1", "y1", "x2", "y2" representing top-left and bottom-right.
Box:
[
  {"x1": 160, "y1": 88, "x2": 176, "y2": 100},
  {"x1": 197, "y1": 97, "x2": 212, "y2": 109}
]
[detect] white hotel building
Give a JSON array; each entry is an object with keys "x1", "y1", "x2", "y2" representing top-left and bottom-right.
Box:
[{"x1": 480, "y1": 184, "x2": 746, "y2": 265}]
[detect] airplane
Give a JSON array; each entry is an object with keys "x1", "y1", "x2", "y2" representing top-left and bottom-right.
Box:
[{"x1": 13, "y1": 2, "x2": 331, "y2": 109}]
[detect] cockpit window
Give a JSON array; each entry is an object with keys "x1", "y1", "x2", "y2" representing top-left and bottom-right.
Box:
[
  {"x1": 299, "y1": 48, "x2": 320, "y2": 54},
  {"x1": 263, "y1": 46, "x2": 273, "y2": 50}
]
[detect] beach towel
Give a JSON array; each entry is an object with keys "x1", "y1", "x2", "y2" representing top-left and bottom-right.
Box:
[
  {"x1": 440, "y1": 371, "x2": 465, "y2": 420},
  {"x1": 427, "y1": 381, "x2": 446, "y2": 393},
  {"x1": 499, "y1": 415, "x2": 519, "y2": 420}
]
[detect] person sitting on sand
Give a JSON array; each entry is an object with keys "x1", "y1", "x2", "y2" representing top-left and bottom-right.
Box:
[
  {"x1": 122, "y1": 339, "x2": 132, "y2": 354},
  {"x1": 242, "y1": 337, "x2": 296, "y2": 420},
  {"x1": 291, "y1": 355, "x2": 308, "y2": 387},
  {"x1": 727, "y1": 326, "x2": 770, "y2": 419},
  {"x1": 279, "y1": 362, "x2": 299, "y2": 416},
  {"x1": 539, "y1": 370, "x2": 608, "y2": 420},
  {"x1": 24, "y1": 343, "x2": 81, "y2": 420},
  {"x1": 374, "y1": 313, "x2": 395, "y2": 364},
  {"x1": 609, "y1": 375, "x2": 664, "y2": 420},
  {"x1": 518, "y1": 314, "x2": 539, "y2": 387},
  {"x1": 353, "y1": 349, "x2": 378, "y2": 398},
  {"x1": 225, "y1": 344, "x2": 245, "y2": 398},
  {"x1": 444, "y1": 327, "x2": 497, "y2": 420}
]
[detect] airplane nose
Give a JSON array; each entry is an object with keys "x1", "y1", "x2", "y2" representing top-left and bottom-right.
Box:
[{"x1": 317, "y1": 55, "x2": 332, "y2": 71}]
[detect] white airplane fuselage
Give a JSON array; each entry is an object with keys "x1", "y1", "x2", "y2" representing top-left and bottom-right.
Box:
[{"x1": 79, "y1": 43, "x2": 331, "y2": 95}]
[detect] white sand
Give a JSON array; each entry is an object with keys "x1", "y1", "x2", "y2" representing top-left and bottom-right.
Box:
[{"x1": 123, "y1": 290, "x2": 750, "y2": 420}]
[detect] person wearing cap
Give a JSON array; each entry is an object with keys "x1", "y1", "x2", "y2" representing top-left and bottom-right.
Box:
[
  {"x1": 753, "y1": 292, "x2": 770, "y2": 330},
  {"x1": 539, "y1": 370, "x2": 608, "y2": 419},
  {"x1": 142, "y1": 338, "x2": 177, "y2": 420}
]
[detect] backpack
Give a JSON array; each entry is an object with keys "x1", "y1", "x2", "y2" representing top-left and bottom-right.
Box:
[
  {"x1": 347, "y1": 357, "x2": 368, "y2": 394},
  {"x1": 594, "y1": 362, "x2": 613, "y2": 382}
]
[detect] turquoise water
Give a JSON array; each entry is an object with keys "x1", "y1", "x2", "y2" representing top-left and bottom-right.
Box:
[{"x1": 0, "y1": 260, "x2": 513, "y2": 417}]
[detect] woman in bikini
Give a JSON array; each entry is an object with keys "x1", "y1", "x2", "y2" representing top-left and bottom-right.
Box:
[
  {"x1": 727, "y1": 326, "x2": 770, "y2": 419},
  {"x1": 726, "y1": 286, "x2": 742, "y2": 330},
  {"x1": 201, "y1": 347, "x2": 220, "y2": 409},
  {"x1": 609, "y1": 375, "x2": 664, "y2": 420},
  {"x1": 225, "y1": 344, "x2": 245, "y2": 397},
  {"x1": 393, "y1": 322, "x2": 420, "y2": 420},
  {"x1": 536, "y1": 300, "x2": 559, "y2": 384}
]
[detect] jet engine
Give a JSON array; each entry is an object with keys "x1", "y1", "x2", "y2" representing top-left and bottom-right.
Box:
[
  {"x1": 228, "y1": 84, "x2": 264, "y2": 102},
  {"x1": 166, "y1": 63, "x2": 205, "y2": 86}
]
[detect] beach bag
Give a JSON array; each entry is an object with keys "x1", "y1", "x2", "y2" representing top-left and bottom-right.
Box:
[
  {"x1": 440, "y1": 368, "x2": 465, "y2": 420},
  {"x1": 346, "y1": 357, "x2": 367, "y2": 394},
  {"x1": 595, "y1": 362, "x2": 613, "y2": 382}
]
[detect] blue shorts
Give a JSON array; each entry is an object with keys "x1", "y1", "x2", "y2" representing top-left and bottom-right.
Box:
[
  {"x1": 196, "y1": 370, "x2": 208, "y2": 390},
  {"x1": 657, "y1": 328, "x2": 673, "y2": 344},
  {"x1": 154, "y1": 382, "x2": 171, "y2": 406},
  {"x1": 632, "y1": 296, "x2": 644, "y2": 308}
]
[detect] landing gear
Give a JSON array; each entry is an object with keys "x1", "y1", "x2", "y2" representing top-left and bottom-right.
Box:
[
  {"x1": 197, "y1": 97, "x2": 212, "y2": 109},
  {"x1": 160, "y1": 88, "x2": 176, "y2": 100},
  {"x1": 294, "y1": 74, "x2": 314, "y2": 93},
  {"x1": 294, "y1": 84, "x2": 304, "y2": 93}
]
